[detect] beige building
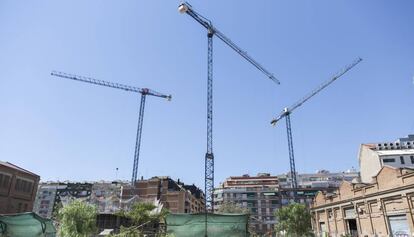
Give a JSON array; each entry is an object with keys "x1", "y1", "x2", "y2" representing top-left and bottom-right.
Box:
[
  {"x1": 359, "y1": 135, "x2": 414, "y2": 183},
  {"x1": 311, "y1": 166, "x2": 414, "y2": 237}
]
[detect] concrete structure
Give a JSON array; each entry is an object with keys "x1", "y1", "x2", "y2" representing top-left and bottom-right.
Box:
[
  {"x1": 213, "y1": 173, "x2": 280, "y2": 236},
  {"x1": 121, "y1": 176, "x2": 204, "y2": 214},
  {"x1": 34, "y1": 182, "x2": 94, "y2": 218},
  {"x1": 0, "y1": 161, "x2": 40, "y2": 214},
  {"x1": 33, "y1": 184, "x2": 60, "y2": 218},
  {"x1": 359, "y1": 134, "x2": 414, "y2": 183},
  {"x1": 311, "y1": 166, "x2": 414, "y2": 237}
]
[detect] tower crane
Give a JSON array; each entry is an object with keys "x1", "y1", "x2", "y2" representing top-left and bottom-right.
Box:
[
  {"x1": 178, "y1": 2, "x2": 280, "y2": 213},
  {"x1": 51, "y1": 71, "x2": 171, "y2": 184},
  {"x1": 270, "y1": 58, "x2": 362, "y2": 198}
]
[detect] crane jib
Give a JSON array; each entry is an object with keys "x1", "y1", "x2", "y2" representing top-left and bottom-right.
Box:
[
  {"x1": 182, "y1": 3, "x2": 280, "y2": 85},
  {"x1": 51, "y1": 71, "x2": 171, "y2": 99},
  {"x1": 270, "y1": 57, "x2": 362, "y2": 124}
]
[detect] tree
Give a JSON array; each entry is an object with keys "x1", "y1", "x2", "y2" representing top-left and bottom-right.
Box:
[
  {"x1": 274, "y1": 203, "x2": 312, "y2": 237},
  {"x1": 112, "y1": 202, "x2": 169, "y2": 236},
  {"x1": 217, "y1": 201, "x2": 250, "y2": 214},
  {"x1": 58, "y1": 200, "x2": 98, "y2": 237}
]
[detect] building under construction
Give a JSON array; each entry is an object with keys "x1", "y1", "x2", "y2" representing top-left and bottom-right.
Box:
[{"x1": 121, "y1": 176, "x2": 205, "y2": 214}]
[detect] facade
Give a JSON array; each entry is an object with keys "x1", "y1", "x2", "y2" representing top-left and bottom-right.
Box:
[
  {"x1": 359, "y1": 134, "x2": 414, "y2": 183},
  {"x1": 311, "y1": 166, "x2": 414, "y2": 237},
  {"x1": 0, "y1": 161, "x2": 40, "y2": 214},
  {"x1": 277, "y1": 169, "x2": 359, "y2": 207},
  {"x1": 34, "y1": 181, "x2": 125, "y2": 218},
  {"x1": 121, "y1": 176, "x2": 205, "y2": 214},
  {"x1": 213, "y1": 173, "x2": 280, "y2": 235},
  {"x1": 33, "y1": 184, "x2": 61, "y2": 218},
  {"x1": 278, "y1": 169, "x2": 360, "y2": 189},
  {"x1": 34, "y1": 178, "x2": 203, "y2": 218}
]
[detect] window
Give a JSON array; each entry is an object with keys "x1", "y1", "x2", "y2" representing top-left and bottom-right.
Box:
[
  {"x1": 14, "y1": 178, "x2": 34, "y2": 193},
  {"x1": 400, "y1": 156, "x2": 405, "y2": 164},
  {"x1": 411, "y1": 156, "x2": 414, "y2": 164},
  {"x1": 383, "y1": 158, "x2": 395, "y2": 163},
  {"x1": 3, "y1": 175, "x2": 10, "y2": 188}
]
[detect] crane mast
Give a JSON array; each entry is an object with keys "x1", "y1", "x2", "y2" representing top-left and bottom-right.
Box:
[
  {"x1": 270, "y1": 58, "x2": 362, "y2": 198},
  {"x1": 51, "y1": 71, "x2": 171, "y2": 185},
  {"x1": 179, "y1": 2, "x2": 279, "y2": 214}
]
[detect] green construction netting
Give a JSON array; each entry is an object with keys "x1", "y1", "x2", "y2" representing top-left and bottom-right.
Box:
[
  {"x1": 0, "y1": 212, "x2": 56, "y2": 237},
  {"x1": 166, "y1": 213, "x2": 249, "y2": 237}
]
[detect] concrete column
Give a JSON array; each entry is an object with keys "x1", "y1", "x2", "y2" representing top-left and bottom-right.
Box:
[
  {"x1": 333, "y1": 208, "x2": 338, "y2": 236},
  {"x1": 403, "y1": 194, "x2": 414, "y2": 233},
  {"x1": 340, "y1": 206, "x2": 347, "y2": 234},
  {"x1": 325, "y1": 209, "x2": 331, "y2": 234},
  {"x1": 354, "y1": 202, "x2": 363, "y2": 235},
  {"x1": 310, "y1": 211, "x2": 316, "y2": 234},
  {"x1": 315, "y1": 211, "x2": 320, "y2": 234},
  {"x1": 367, "y1": 201, "x2": 375, "y2": 235},
  {"x1": 379, "y1": 198, "x2": 389, "y2": 235}
]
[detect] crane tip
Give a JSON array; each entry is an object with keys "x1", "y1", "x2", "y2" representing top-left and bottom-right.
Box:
[
  {"x1": 269, "y1": 75, "x2": 281, "y2": 85},
  {"x1": 178, "y1": 3, "x2": 189, "y2": 13}
]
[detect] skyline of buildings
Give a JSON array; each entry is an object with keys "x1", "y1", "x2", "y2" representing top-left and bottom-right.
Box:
[{"x1": 7, "y1": 134, "x2": 414, "y2": 235}]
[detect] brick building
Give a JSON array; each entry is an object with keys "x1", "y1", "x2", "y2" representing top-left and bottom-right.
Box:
[
  {"x1": 121, "y1": 176, "x2": 204, "y2": 214},
  {"x1": 0, "y1": 161, "x2": 40, "y2": 214},
  {"x1": 311, "y1": 166, "x2": 414, "y2": 236}
]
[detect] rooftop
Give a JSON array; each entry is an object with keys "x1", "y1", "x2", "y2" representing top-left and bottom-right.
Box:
[{"x1": 0, "y1": 161, "x2": 39, "y2": 177}]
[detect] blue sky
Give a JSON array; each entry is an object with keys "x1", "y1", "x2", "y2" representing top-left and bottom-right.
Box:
[{"x1": 1, "y1": 1, "x2": 413, "y2": 188}]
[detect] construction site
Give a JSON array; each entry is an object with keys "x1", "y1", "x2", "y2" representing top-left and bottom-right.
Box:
[{"x1": 1, "y1": 1, "x2": 414, "y2": 237}]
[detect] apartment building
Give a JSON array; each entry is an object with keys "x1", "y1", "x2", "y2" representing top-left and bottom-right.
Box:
[
  {"x1": 213, "y1": 173, "x2": 280, "y2": 235},
  {"x1": 359, "y1": 134, "x2": 414, "y2": 183},
  {"x1": 121, "y1": 176, "x2": 205, "y2": 214},
  {"x1": 0, "y1": 161, "x2": 40, "y2": 214}
]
